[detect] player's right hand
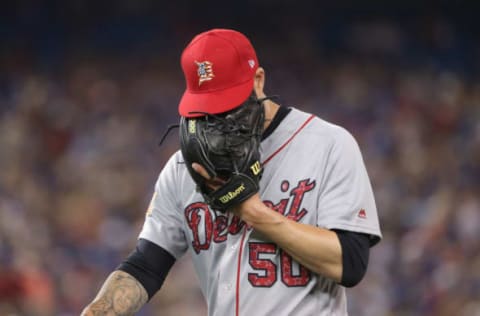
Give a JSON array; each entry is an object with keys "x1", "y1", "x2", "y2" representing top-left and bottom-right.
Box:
[{"x1": 192, "y1": 163, "x2": 225, "y2": 190}]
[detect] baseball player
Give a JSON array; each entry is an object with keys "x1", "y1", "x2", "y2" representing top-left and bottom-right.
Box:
[{"x1": 82, "y1": 29, "x2": 382, "y2": 316}]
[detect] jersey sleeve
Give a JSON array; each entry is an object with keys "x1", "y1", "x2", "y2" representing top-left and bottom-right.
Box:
[
  {"x1": 138, "y1": 153, "x2": 188, "y2": 259},
  {"x1": 317, "y1": 127, "x2": 382, "y2": 246}
]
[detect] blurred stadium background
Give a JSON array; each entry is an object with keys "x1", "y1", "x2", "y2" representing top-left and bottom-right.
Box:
[{"x1": 1, "y1": 1, "x2": 479, "y2": 315}]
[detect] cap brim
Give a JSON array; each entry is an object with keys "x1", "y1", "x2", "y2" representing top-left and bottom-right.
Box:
[{"x1": 179, "y1": 78, "x2": 254, "y2": 117}]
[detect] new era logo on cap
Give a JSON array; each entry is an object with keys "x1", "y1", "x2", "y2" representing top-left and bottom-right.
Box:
[{"x1": 179, "y1": 29, "x2": 259, "y2": 117}]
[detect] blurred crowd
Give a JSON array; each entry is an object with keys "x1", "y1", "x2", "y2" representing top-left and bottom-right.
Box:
[{"x1": 1, "y1": 2, "x2": 480, "y2": 315}]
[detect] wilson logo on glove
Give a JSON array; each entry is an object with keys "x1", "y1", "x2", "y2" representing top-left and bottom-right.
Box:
[
  {"x1": 250, "y1": 161, "x2": 261, "y2": 176},
  {"x1": 219, "y1": 184, "x2": 246, "y2": 204}
]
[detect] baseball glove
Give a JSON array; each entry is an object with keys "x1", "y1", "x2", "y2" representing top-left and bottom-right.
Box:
[{"x1": 180, "y1": 94, "x2": 266, "y2": 212}]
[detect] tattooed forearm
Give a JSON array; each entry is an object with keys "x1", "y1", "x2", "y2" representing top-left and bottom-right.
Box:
[{"x1": 81, "y1": 270, "x2": 148, "y2": 316}]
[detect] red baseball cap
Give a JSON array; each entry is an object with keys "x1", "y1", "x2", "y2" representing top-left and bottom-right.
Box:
[{"x1": 178, "y1": 29, "x2": 259, "y2": 117}]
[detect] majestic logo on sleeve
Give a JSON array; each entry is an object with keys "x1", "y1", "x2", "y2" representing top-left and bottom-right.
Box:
[
  {"x1": 357, "y1": 208, "x2": 367, "y2": 219},
  {"x1": 184, "y1": 178, "x2": 316, "y2": 254},
  {"x1": 195, "y1": 60, "x2": 215, "y2": 86}
]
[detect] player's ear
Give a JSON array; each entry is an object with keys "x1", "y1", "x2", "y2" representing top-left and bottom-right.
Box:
[{"x1": 254, "y1": 67, "x2": 266, "y2": 98}]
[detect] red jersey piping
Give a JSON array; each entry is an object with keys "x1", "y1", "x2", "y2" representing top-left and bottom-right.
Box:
[
  {"x1": 235, "y1": 227, "x2": 248, "y2": 316},
  {"x1": 262, "y1": 114, "x2": 316, "y2": 166}
]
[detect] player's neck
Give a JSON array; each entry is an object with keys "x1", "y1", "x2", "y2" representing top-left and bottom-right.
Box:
[{"x1": 263, "y1": 100, "x2": 280, "y2": 130}]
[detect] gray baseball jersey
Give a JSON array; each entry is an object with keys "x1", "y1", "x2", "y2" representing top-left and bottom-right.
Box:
[{"x1": 140, "y1": 107, "x2": 382, "y2": 316}]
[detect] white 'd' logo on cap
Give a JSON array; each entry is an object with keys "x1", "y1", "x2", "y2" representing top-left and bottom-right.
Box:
[
  {"x1": 248, "y1": 59, "x2": 255, "y2": 69},
  {"x1": 195, "y1": 61, "x2": 215, "y2": 86}
]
